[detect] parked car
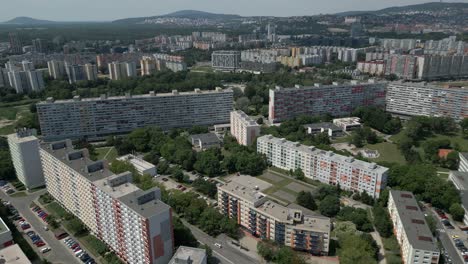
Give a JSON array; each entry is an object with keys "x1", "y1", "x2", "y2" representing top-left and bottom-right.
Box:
[
  {"x1": 162, "y1": 178, "x2": 168, "y2": 182},
  {"x1": 41, "y1": 247, "x2": 51, "y2": 254},
  {"x1": 214, "y1": 243, "x2": 222, "y2": 248}
]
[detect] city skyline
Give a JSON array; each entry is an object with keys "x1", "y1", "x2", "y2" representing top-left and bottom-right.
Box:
[{"x1": 1, "y1": 0, "x2": 468, "y2": 21}]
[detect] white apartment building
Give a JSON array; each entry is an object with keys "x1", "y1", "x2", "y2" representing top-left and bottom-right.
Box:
[
  {"x1": 212, "y1": 51, "x2": 241, "y2": 72},
  {"x1": 7, "y1": 129, "x2": 44, "y2": 190},
  {"x1": 47, "y1": 60, "x2": 66, "y2": 79},
  {"x1": 218, "y1": 176, "x2": 331, "y2": 255},
  {"x1": 230, "y1": 110, "x2": 260, "y2": 146},
  {"x1": 109, "y1": 62, "x2": 137, "y2": 80},
  {"x1": 117, "y1": 154, "x2": 157, "y2": 177},
  {"x1": 36, "y1": 88, "x2": 233, "y2": 140},
  {"x1": 388, "y1": 190, "x2": 440, "y2": 264},
  {"x1": 257, "y1": 135, "x2": 388, "y2": 198},
  {"x1": 460, "y1": 153, "x2": 468, "y2": 172},
  {"x1": 39, "y1": 140, "x2": 174, "y2": 264},
  {"x1": 0, "y1": 218, "x2": 13, "y2": 248},
  {"x1": 7, "y1": 70, "x2": 45, "y2": 93}
]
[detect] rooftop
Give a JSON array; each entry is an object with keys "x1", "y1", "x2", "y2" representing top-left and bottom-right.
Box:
[
  {"x1": 273, "y1": 80, "x2": 383, "y2": 92},
  {"x1": 231, "y1": 110, "x2": 260, "y2": 127},
  {"x1": 118, "y1": 187, "x2": 170, "y2": 218},
  {"x1": 0, "y1": 244, "x2": 32, "y2": 264},
  {"x1": 259, "y1": 135, "x2": 388, "y2": 174},
  {"x1": 169, "y1": 246, "x2": 207, "y2": 264},
  {"x1": 390, "y1": 190, "x2": 439, "y2": 253},
  {"x1": 189, "y1": 133, "x2": 221, "y2": 145},
  {"x1": 333, "y1": 117, "x2": 361, "y2": 125},
  {"x1": 38, "y1": 88, "x2": 232, "y2": 104},
  {"x1": 0, "y1": 217, "x2": 10, "y2": 234},
  {"x1": 449, "y1": 171, "x2": 468, "y2": 190},
  {"x1": 93, "y1": 172, "x2": 141, "y2": 199},
  {"x1": 219, "y1": 176, "x2": 271, "y2": 204},
  {"x1": 117, "y1": 154, "x2": 156, "y2": 171},
  {"x1": 7, "y1": 129, "x2": 38, "y2": 143},
  {"x1": 304, "y1": 122, "x2": 342, "y2": 131}
]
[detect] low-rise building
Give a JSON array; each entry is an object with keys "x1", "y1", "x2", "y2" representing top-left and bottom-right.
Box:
[
  {"x1": 230, "y1": 110, "x2": 260, "y2": 146},
  {"x1": 0, "y1": 244, "x2": 32, "y2": 264},
  {"x1": 7, "y1": 129, "x2": 44, "y2": 190},
  {"x1": 169, "y1": 246, "x2": 207, "y2": 264},
  {"x1": 189, "y1": 133, "x2": 222, "y2": 151},
  {"x1": 303, "y1": 123, "x2": 343, "y2": 138},
  {"x1": 117, "y1": 154, "x2": 157, "y2": 177},
  {"x1": 332, "y1": 117, "x2": 362, "y2": 132},
  {"x1": 257, "y1": 135, "x2": 388, "y2": 198},
  {"x1": 388, "y1": 190, "x2": 440, "y2": 264},
  {"x1": 217, "y1": 175, "x2": 331, "y2": 255},
  {"x1": 0, "y1": 218, "x2": 13, "y2": 249}
]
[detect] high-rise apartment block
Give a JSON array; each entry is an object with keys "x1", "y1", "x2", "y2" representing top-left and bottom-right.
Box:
[
  {"x1": 388, "y1": 190, "x2": 440, "y2": 264},
  {"x1": 32, "y1": 38, "x2": 49, "y2": 53},
  {"x1": 39, "y1": 140, "x2": 174, "y2": 264},
  {"x1": 268, "y1": 80, "x2": 386, "y2": 123},
  {"x1": 257, "y1": 135, "x2": 388, "y2": 198},
  {"x1": 218, "y1": 175, "x2": 331, "y2": 255},
  {"x1": 212, "y1": 51, "x2": 241, "y2": 72},
  {"x1": 386, "y1": 82, "x2": 468, "y2": 121},
  {"x1": 8, "y1": 32, "x2": 22, "y2": 54},
  {"x1": 47, "y1": 60, "x2": 66, "y2": 79},
  {"x1": 230, "y1": 110, "x2": 260, "y2": 146},
  {"x1": 7, "y1": 129, "x2": 44, "y2": 190},
  {"x1": 109, "y1": 62, "x2": 137, "y2": 80},
  {"x1": 64, "y1": 63, "x2": 98, "y2": 83},
  {"x1": 7, "y1": 70, "x2": 45, "y2": 93},
  {"x1": 37, "y1": 88, "x2": 233, "y2": 140}
]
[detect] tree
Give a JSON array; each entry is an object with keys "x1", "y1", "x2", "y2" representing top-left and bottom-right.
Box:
[
  {"x1": 193, "y1": 178, "x2": 217, "y2": 198},
  {"x1": 293, "y1": 168, "x2": 305, "y2": 181},
  {"x1": 235, "y1": 97, "x2": 250, "y2": 113},
  {"x1": 450, "y1": 203, "x2": 465, "y2": 222},
  {"x1": 444, "y1": 151, "x2": 459, "y2": 170},
  {"x1": 461, "y1": 118, "x2": 468, "y2": 137},
  {"x1": 337, "y1": 207, "x2": 373, "y2": 232},
  {"x1": 351, "y1": 132, "x2": 364, "y2": 148},
  {"x1": 372, "y1": 205, "x2": 393, "y2": 238},
  {"x1": 67, "y1": 218, "x2": 87, "y2": 236},
  {"x1": 194, "y1": 150, "x2": 223, "y2": 177},
  {"x1": 319, "y1": 195, "x2": 341, "y2": 217},
  {"x1": 338, "y1": 233, "x2": 378, "y2": 264},
  {"x1": 172, "y1": 169, "x2": 185, "y2": 183},
  {"x1": 173, "y1": 216, "x2": 198, "y2": 248},
  {"x1": 296, "y1": 191, "x2": 317, "y2": 210}
]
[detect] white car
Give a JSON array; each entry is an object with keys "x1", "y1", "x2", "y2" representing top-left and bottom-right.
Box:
[
  {"x1": 214, "y1": 243, "x2": 222, "y2": 248},
  {"x1": 41, "y1": 247, "x2": 51, "y2": 254}
]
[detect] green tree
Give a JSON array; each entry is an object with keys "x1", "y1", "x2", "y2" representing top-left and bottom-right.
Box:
[
  {"x1": 296, "y1": 191, "x2": 317, "y2": 211},
  {"x1": 450, "y1": 203, "x2": 465, "y2": 222},
  {"x1": 172, "y1": 169, "x2": 185, "y2": 183},
  {"x1": 372, "y1": 205, "x2": 393, "y2": 238},
  {"x1": 194, "y1": 150, "x2": 223, "y2": 177},
  {"x1": 173, "y1": 216, "x2": 198, "y2": 248},
  {"x1": 319, "y1": 195, "x2": 341, "y2": 217},
  {"x1": 293, "y1": 168, "x2": 305, "y2": 181}
]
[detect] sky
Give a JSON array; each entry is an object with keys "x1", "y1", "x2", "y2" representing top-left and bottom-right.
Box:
[{"x1": 1, "y1": 0, "x2": 468, "y2": 22}]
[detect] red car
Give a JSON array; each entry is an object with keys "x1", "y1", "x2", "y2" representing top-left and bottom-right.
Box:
[
  {"x1": 36, "y1": 241, "x2": 45, "y2": 247},
  {"x1": 180, "y1": 187, "x2": 187, "y2": 191}
]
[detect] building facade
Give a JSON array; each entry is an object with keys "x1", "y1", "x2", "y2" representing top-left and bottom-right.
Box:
[
  {"x1": 37, "y1": 88, "x2": 233, "y2": 140},
  {"x1": 217, "y1": 176, "x2": 331, "y2": 255},
  {"x1": 388, "y1": 190, "x2": 440, "y2": 264},
  {"x1": 7, "y1": 129, "x2": 44, "y2": 190},
  {"x1": 212, "y1": 51, "x2": 241, "y2": 72},
  {"x1": 47, "y1": 60, "x2": 66, "y2": 79},
  {"x1": 386, "y1": 82, "x2": 468, "y2": 121},
  {"x1": 39, "y1": 140, "x2": 174, "y2": 264},
  {"x1": 230, "y1": 110, "x2": 260, "y2": 146},
  {"x1": 268, "y1": 80, "x2": 386, "y2": 123},
  {"x1": 257, "y1": 135, "x2": 388, "y2": 198},
  {"x1": 109, "y1": 62, "x2": 137, "y2": 80}
]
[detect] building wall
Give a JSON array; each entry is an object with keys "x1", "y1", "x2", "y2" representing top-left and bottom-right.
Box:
[
  {"x1": 37, "y1": 89, "x2": 233, "y2": 140},
  {"x1": 7, "y1": 135, "x2": 44, "y2": 189},
  {"x1": 230, "y1": 111, "x2": 260, "y2": 146},
  {"x1": 460, "y1": 153, "x2": 468, "y2": 172},
  {"x1": 268, "y1": 81, "x2": 386, "y2": 123}
]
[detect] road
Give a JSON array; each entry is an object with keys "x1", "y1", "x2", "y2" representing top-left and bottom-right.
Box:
[
  {"x1": 180, "y1": 219, "x2": 260, "y2": 264},
  {"x1": 0, "y1": 189, "x2": 81, "y2": 264}
]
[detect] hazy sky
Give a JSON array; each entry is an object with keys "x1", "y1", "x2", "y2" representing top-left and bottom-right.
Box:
[{"x1": 2, "y1": 0, "x2": 468, "y2": 21}]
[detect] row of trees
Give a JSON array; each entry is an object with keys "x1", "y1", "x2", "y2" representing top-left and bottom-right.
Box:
[
  {"x1": 257, "y1": 240, "x2": 307, "y2": 264},
  {"x1": 0, "y1": 137, "x2": 15, "y2": 181},
  {"x1": 351, "y1": 127, "x2": 381, "y2": 148},
  {"x1": 353, "y1": 106, "x2": 402, "y2": 135}
]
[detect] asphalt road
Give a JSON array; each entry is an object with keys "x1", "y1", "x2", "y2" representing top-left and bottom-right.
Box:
[
  {"x1": 431, "y1": 210, "x2": 464, "y2": 264},
  {"x1": 180, "y1": 219, "x2": 260, "y2": 264},
  {"x1": 0, "y1": 189, "x2": 82, "y2": 264}
]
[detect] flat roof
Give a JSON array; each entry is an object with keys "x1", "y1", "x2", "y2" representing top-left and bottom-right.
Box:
[
  {"x1": 450, "y1": 171, "x2": 468, "y2": 190},
  {"x1": 0, "y1": 244, "x2": 32, "y2": 264},
  {"x1": 189, "y1": 133, "x2": 221, "y2": 145},
  {"x1": 117, "y1": 154, "x2": 156, "y2": 171},
  {"x1": 169, "y1": 246, "x2": 206, "y2": 264},
  {"x1": 38, "y1": 88, "x2": 232, "y2": 104},
  {"x1": 231, "y1": 110, "x2": 260, "y2": 127},
  {"x1": 118, "y1": 187, "x2": 170, "y2": 218},
  {"x1": 0, "y1": 217, "x2": 9, "y2": 234},
  {"x1": 259, "y1": 135, "x2": 388, "y2": 174},
  {"x1": 390, "y1": 190, "x2": 439, "y2": 252},
  {"x1": 273, "y1": 80, "x2": 384, "y2": 93},
  {"x1": 93, "y1": 173, "x2": 141, "y2": 199}
]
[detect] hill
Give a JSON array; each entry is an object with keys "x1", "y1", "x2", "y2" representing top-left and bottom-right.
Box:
[
  {"x1": 113, "y1": 10, "x2": 241, "y2": 24},
  {"x1": 335, "y1": 2, "x2": 468, "y2": 16},
  {"x1": 3, "y1": 16, "x2": 58, "y2": 25}
]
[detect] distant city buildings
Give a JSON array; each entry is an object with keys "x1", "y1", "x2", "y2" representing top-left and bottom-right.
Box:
[
  {"x1": 37, "y1": 88, "x2": 233, "y2": 140},
  {"x1": 40, "y1": 140, "x2": 174, "y2": 264},
  {"x1": 212, "y1": 51, "x2": 241, "y2": 72},
  {"x1": 257, "y1": 135, "x2": 388, "y2": 198},
  {"x1": 268, "y1": 80, "x2": 386, "y2": 123},
  {"x1": 109, "y1": 61, "x2": 137, "y2": 80},
  {"x1": 64, "y1": 63, "x2": 98, "y2": 83},
  {"x1": 230, "y1": 110, "x2": 260, "y2": 146},
  {"x1": 8, "y1": 32, "x2": 22, "y2": 54},
  {"x1": 7, "y1": 65, "x2": 45, "y2": 93},
  {"x1": 386, "y1": 82, "x2": 468, "y2": 121},
  {"x1": 7, "y1": 129, "x2": 44, "y2": 190},
  {"x1": 47, "y1": 60, "x2": 66, "y2": 79},
  {"x1": 218, "y1": 175, "x2": 331, "y2": 255},
  {"x1": 140, "y1": 54, "x2": 187, "y2": 75},
  {"x1": 388, "y1": 190, "x2": 440, "y2": 264}
]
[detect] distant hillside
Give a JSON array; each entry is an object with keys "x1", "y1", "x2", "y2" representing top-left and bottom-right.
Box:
[
  {"x1": 3, "y1": 16, "x2": 58, "y2": 25},
  {"x1": 335, "y1": 2, "x2": 468, "y2": 16},
  {"x1": 113, "y1": 10, "x2": 241, "y2": 24}
]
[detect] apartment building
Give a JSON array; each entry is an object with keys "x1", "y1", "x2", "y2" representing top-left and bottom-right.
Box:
[
  {"x1": 7, "y1": 70, "x2": 45, "y2": 93},
  {"x1": 109, "y1": 62, "x2": 137, "y2": 80},
  {"x1": 117, "y1": 154, "x2": 157, "y2": 177},
  {"x1": 460, "y1": 153, "x2": 468, "y2": 172},
  {"x1": 47, "y1": 60, "x2": 66, "y2": 79},
  {"x1": 7, "y1": 129, "x2": 44, "y2": 190},
  {"x1": 39, "y1": 140, "x2": 174, "y2": 264},
  {"x1": 217, "y1": 176, "x2": 331, "y2": 255},
  {"x1": 230, "y1": 110, "x2": 260, "y2": 146},
  {"x1": 257, "y1": 135, "x2": 388, "y2": 198},
  {"x1": 357, "y1": 61, "x2": 386, "y2": 76},
  {"x1": 64, "y1": 63, "x2": 98, "y2": 84},
  {"x1": 386, "y1": 82, "x2": 468, "y2": 121},
  {"x1": 268, "y1": 80, "x2": 386, "y2": 123},
  {"x1": 37, "y1": 88, "x2": 233, "y2": 140},
  {"x1": 212, "y1": 51, "x2": 241, "y2": 72},
  {"x1": 388, "y1": 190, "x2": 440, "y2": 264}
]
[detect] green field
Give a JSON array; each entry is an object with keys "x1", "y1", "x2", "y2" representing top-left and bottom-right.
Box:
[
  {"x1": 366, "y1": 142, "x2": 407, "y2": 164},
  {"x1": 45, "y1": 202, "x2": 68, "y2": 219},
  {"x1": 96, "y1": 147, "x2": 118, "y2": 161},
  {"x1": 382, "y1": 236, "x2": 402, "y2": 264},
  {"x1": 190, "y1": 65, "x2": 213, "y2": 73}
]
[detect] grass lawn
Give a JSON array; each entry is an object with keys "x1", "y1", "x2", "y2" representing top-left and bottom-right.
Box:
[
  {"x1": 332, "y1": 135, "x2": 352, "y2": 144},
  {"x1": 0, "y1": 107, "x2": 19, "y2": 120},
  {"x1": 366, "y1": 142, "x2": 407, "y2": 165},
  {"x1": 10, "y1": 191, "x2": 27, "y2": 197},
  {"x1": 79, "y1": 234, "x2": 106, "y2": 257},
  {"x1": 45, "y1": 202, "x2": 68, "y2": 219},
  {"x1": 96, "y1": 147, "x2": 118, "y2": 161},
  {"x1": 382, "y1": 236, "x2": 402, "y2": 264},
  {"x1": 0, "y1": 124, "x2": 15, "y2": 135},
  {"x1": 190, "y1": 65, "x2": 213, "y2": 73}
]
